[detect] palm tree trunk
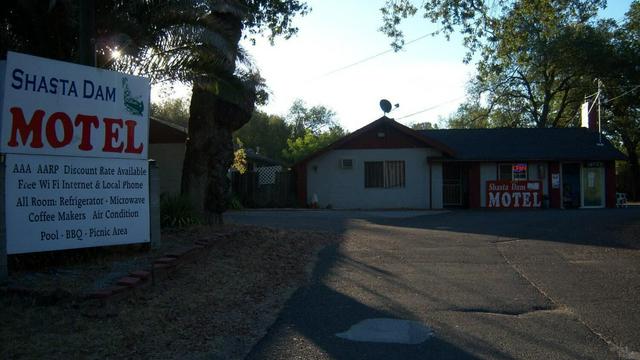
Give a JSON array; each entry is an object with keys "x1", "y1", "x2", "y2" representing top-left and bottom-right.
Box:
[
  {"x1": 180, "y1": 8, "x2": 255, "y2": 224},
  {"x1": 181, "y1": 82, "x2": 254, "y2": 224}
]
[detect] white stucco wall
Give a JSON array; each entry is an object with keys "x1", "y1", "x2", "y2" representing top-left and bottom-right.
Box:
[
  {"x1": 479, "y1": 163, "x2": 497, "y2": 207},
  {"x1": 430, "y1": 163, "x2": 443, "y2": 209},
  {"x1": 528, "y1": 162, "x2": 549, "y2": 196},
  {"x1": 149, "y1": 143, "x2": 186, "y2": 196},
  {"x1": 307, "y1": 148, "x2": 440, "y2": 209}
]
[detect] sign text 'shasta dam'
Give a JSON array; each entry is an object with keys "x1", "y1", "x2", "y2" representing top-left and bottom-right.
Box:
[{"x1": 11, "y1": 68, "x2": 116, "y2": 102}]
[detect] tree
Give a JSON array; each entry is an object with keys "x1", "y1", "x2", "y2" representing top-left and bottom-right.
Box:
[
  {"x1": 232, "y1": 138, "x2": 248, "y2": 174},
  {"x1": 380, "y1": 0, "x2": 608, "y2": 128},
  {"x1": 175, "y1": 2, "x2": 309, "y2": 224},
  {"x1": 446, "y1": 103, "x2": 492, "y2": 128},
  {"x1": 281, "y1": 100, "x2": 345, "y2": 164},
  {"x1": 382, "y1": 0, "x2": 640, "y2": 197},
  {"x1": 411, "y1": 121, "x2": 439, "y2": 130},
  {"x1": 0, "y1": 0, "x2": 165, "y2": 64},
  {"x1": 287, "y1": 99, "x2": 338, "y2": 138},
  {"x1": 0, "y1": 0, "x2": 76, "y2": 61},
  {"x1": 112, "y1": 1, "x2": 308, "y2": 224},
  {"x1": 598, "y1": 1, "x2": 640, "y2": 199},
  {"x1": 1, "y1": 0, "x2": 310, "y2": 224},
  {"x1": 1, "y1": 0, "x2": 307, "y2": 223},
  {"x1": 151, "y1": 98, "x2": 190, "y2": 127},
  {"x1": 233, "y1": 111, "x2": 291, "y2": 162},
  {"x1": 282, "y1": 126, "x2": 346, "y2": 164}
]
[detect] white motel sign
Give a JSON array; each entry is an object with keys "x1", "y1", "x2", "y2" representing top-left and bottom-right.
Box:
[{"x1": 1, "y1": 52, "x2": 151, "y2": 254}]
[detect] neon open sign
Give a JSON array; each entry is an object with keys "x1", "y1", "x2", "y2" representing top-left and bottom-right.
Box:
[{"x1": 512, "y1": 163, "x2": 527, "y2": 173}]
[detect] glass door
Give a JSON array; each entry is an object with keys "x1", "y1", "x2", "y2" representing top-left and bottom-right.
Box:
[
  {"x1": 562, "y1": 163, "x2": 581, "y2": 208},
  {"x1": 582, "y1": 166, "x2": 604, "y2": 207}
]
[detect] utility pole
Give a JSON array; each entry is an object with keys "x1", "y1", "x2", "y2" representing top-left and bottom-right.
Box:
[{"x1": 596, "y1": 78, "x2": 603, "y2": 146}]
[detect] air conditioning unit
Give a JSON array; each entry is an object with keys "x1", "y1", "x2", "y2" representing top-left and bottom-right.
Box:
[{"x1": 339, "y1": 158, "x2": 354, "y2": 169}]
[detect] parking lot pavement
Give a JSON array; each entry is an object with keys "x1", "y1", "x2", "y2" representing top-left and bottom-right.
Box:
[{"x1": 227, "y1": 208, "x2": 640, "y2": 359}]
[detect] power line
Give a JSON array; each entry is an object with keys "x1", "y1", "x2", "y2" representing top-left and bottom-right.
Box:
[
  {"x1": 394, "y1": 83, "x2": 637, "y2": 123},
  {"x1": 396, "y1": 96, "x2": 466, "y2": 120},
  {"x1": 604, "y1": 85, "x2": 640, "y2": 104},
  {"x1": 584, "y1": 91, "x2": 599, "y2": 99},
  {"x1": 319, "y1": 33, "x2": 434, "y2": 78}
]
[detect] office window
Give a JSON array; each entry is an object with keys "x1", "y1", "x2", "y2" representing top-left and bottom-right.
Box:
[
  {"x1": 365, "y1": 161, "x2": 405, "y2": 188},
  {"x1": 498, "y1": 164, "x2": 512, "y2": 180}
]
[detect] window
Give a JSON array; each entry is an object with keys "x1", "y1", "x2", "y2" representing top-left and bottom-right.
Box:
[
  {"x1": 365, "y1": 161, "x2": 405, "y2": 188},
  {"x1": 385, "y1": 160, "x2": 405, "y2": 188},
  {"x1": 498, "y1": 163, "x2": 528, "y2": 181},
  {"x1": 365, "y1": 162, "x2": 384, "y2": 188},
  {"x1": 498, "y1": 164, "x2": 512, "y2": 180}
]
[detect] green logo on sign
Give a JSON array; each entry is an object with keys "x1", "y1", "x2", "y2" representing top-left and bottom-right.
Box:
[{"x1": 122, "y1": 77, "x2": 144, "y2": 116}]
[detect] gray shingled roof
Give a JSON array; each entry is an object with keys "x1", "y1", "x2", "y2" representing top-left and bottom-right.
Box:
[{"x1": 418, "y1": 127, "x2": 626, "y2": 161}]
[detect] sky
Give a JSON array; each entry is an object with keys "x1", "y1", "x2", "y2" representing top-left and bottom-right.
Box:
[{"x1": 151, "y1": 0, "x2": 634, "y2": 132}]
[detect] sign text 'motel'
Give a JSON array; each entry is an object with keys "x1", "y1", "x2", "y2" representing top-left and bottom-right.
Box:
[
  {"x1": 486, "y1": 180, "x2": 543, "y2": 208},
  {"x1": 7, "y1": 108, "x2": 144, "y2": 154},
  {"x1": 1, "y1": 52, "x2": 151, "y2": 254}
]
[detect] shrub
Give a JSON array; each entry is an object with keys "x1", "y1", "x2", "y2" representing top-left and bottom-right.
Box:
[
  {"x1": 229, "y1": 193, "x2": 244, "y2": 210},
  {"x1": 160, "y1": 194, "x2": 201, "y2": 228}
]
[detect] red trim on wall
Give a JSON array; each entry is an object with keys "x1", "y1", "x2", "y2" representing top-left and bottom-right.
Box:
[
  {"x1": 294, "y1": 163, "x2": 307, "y2": 207},
  {"x1": 605, "y1": 160, "x2": 616, "y2": 208},
  {"x1": 292, "y1": 116, "x2": 455, "y2": 167},
  {"x1": 548, "y1": 162, "x2": 561, "y2": 208},
  {"x1": 337, "y1": 124, "x2": 427, "y2": 149},
  {"x1": 468, "y1": 163, "x2": 481, "y2": 208}
]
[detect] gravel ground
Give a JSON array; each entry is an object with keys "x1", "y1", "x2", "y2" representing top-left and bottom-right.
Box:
[{"x1": 0, "y1": 224, "x2": 339, "y2": 359}]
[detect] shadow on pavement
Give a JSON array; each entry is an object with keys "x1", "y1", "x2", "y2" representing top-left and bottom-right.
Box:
[
  {"x1": 231, "y1": 208, "x2": 637, "y2": 358},
  {"x1": 369, "y1": 208, "x2": 640, "y2": 249},
  {"x1": 246, "y1": 244, "x2": 489, "y2": 360},
  {"x1": 247, "y1": 242, "x2": 614, "y2": 359}
]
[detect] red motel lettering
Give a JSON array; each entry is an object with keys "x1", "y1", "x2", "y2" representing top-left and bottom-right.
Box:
[
  {"x1": 75, "y1": 114, "x2": 99, "y2": 151},
  {"x1": 7, "y1": 107, "x2": 144, "y2": 154}
]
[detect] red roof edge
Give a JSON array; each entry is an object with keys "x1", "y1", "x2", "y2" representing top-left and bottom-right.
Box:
[{"x1": 292, "y1": 116, "x2": 456, "y2": 167}]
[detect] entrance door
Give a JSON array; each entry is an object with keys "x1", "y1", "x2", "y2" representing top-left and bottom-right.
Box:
[
  {"x1": 443, "y1": 163, "x2": 463, "y2": 206},
  {"x1": 582, "y1": 166, "x2": 604, "y2": 207},
  {"x1": 562, "y1": 163, "x2": 581, "y2": 208}
]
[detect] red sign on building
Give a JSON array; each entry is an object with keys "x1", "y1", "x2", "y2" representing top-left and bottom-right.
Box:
[{"x1": 486, "y1": 180, "x2": 542, "y2": 208}]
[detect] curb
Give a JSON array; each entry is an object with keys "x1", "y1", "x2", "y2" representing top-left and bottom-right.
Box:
[{"x1": 79, "y1": 233, "x2": 238, "y2": 316}]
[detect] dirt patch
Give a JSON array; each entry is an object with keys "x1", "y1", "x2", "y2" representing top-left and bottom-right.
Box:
[{"x1": 1, "y1": 224, "x2": 339, "y2": 359}]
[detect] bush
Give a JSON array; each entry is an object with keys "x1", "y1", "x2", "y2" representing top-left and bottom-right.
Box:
[
  {"x1": 160, "y1": 194, "x2": 201, "y2": 228},
  {"x1": 229, "y1": 193, "x2": 244, "y2": 210}
]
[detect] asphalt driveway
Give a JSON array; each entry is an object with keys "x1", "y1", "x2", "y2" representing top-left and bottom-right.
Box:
[{"x1": 225, "y1": 209, "x2": 640, "y2": 359}]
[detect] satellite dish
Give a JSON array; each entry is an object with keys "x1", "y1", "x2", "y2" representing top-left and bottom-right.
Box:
[{"x1": 380, "y1": 99, "x2": 392, "y2": 114}]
